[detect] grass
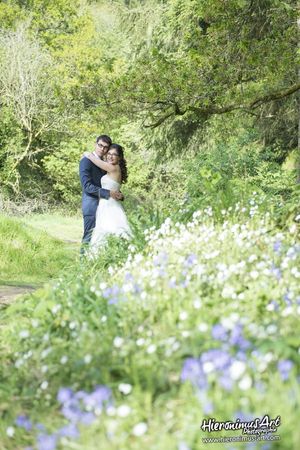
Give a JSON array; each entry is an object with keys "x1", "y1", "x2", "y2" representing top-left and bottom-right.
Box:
[
  {"x1": 0, "y1": 214, "x2": 77, "y2": 285},
  {"x1": 22, "y1": 212, "x2": 82, "y2": 243}
]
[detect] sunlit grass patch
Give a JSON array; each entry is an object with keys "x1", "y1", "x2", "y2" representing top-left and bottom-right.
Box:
[{"x1": 0, "y1": 214, "x2": 76, "y2": 285}]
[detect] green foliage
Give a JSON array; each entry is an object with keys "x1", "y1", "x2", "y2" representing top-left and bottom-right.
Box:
[
  {"x1": 43, "y1": 140, "x2": 83, "y2": 206},
  {"x1": 0, "y1": 214, "x2": 75, "y2": 284},
  {"x1": 0, "y1": 206, "x2": 299, "y2": 449}
]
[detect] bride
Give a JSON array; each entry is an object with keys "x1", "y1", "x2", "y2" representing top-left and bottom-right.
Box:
[{"x1": 83, "y1": 144, "x2": 132, "y2": 252}]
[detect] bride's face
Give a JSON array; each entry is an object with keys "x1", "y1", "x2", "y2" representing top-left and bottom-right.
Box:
[{"x1": 106, "y1": 150, "x2": 120, "y2": 165}]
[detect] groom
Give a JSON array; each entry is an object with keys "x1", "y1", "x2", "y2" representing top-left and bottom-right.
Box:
[{"x1": 79, "y1": 134, "x2": 123, "y2": 254}]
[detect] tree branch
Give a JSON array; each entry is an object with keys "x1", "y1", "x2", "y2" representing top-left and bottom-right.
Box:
[{"x1": 146, "y1": 82, "x2": 300, "y2": 128}]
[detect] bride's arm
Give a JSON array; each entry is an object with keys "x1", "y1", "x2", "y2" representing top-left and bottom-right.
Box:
[{"x1": 83, "y1": 152, "x2": 114, "y2": 173}]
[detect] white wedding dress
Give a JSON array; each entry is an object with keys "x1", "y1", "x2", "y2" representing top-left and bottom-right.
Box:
[{"x1": 90, "y1": 175, "x2": 132, "y2": 253}]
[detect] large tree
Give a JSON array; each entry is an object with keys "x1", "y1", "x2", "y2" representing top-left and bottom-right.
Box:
[{"x1": 108, "y1": 0, "x2": 298, "y2": 129}]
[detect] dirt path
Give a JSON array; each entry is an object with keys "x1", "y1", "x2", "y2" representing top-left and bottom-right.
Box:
[{"x1": 0, "y1": 285, "x2": 37, "y2": 306}]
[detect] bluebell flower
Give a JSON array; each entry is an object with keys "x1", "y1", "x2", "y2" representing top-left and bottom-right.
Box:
[
  {"x1": 83, "y1": 385, "x2": 112, "y2": 410},
  {"x1": 57, "y1": 387, "x2": 73, "y2": 405},
  {"x1": 218, "y1": 373, "x2": 234, "y2": 391},
  {"x1": 271, "y1": 264, "x2": 282, "y2": 280},
  {"x1": 203, "y1": 399, "x2": 214, "y2": 414},
  {"x1": 234, "y1": 411, "x2": 253, "y2": 422},
  {"x1": 133, "y1": 283, "x2": 142, "y2": 294},
  {"x1": 61, "y1": 399, "x2": 81, "y2": 423},
  {"x1": 201, "y1": 349, "x2": 232, "y2": 371},
  {"x1": 108, "y1": 298, "x2": 119, "y2": 305},
  {"x1": 58, "y1": 423, "x2": 79, "y2": 439},
  {"x1": 181, "y1": 279, "x2": 189, "y2": 288},
  {"x1": 37, "y1": 434, "x2": 57, "y2": 450},
  {"x1": 278, "y1": 359, "x2": 293, "y2": 381},
  {"x1": 230, "y1": 325, "x2": 251, "y2": 350},
  {"x1": 78, "y1": 411, "x2": 96, "y2": 425},
  {"x1": 273, "y1": 240, "x2": 281, "y2": 253},
  {"x1": 211, "y1": 324, "x2": 228, "y2": 341},
  {"x1": 124, "y1": 272, "x2": 134, "y2": 281},
  {"x1": 153, "y1": 252, "x2": 168, "y2": 266},
  {"x1": 181, "y1": 357, "x2": 207, "y2": 389},
  {"x1": 283, "y1": 291, "x2": 292, "y2": 306},
  {"x1": 184, "y1": 254, "x2": 197, "y2": 267},
  {"x1": 269, "y1": 300, "x2": 279, "y2": 311},
  {"x1": 15, "y1": 415, "x2": 32, "y2": 430},
  {"x1": 261, "y1": 444, "x2": 272, "y2": 450}
]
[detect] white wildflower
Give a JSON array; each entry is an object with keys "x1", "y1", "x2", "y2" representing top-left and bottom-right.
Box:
[
  {"x1": 229, "y1": 361, "x2": 246, "y2": 380},
  {"x1": 147, "y1": 344, "x2": 157, "y2": 354},
  {"x1": 19, "y1": 330, "x2": 29, "y2": 339},
  {"x1": 179, "y1": 311, "x2": 188, "y2": 321},
  {"x1": 6, "y1": 426, "x2": 15, "y2": 437},
  {"x1": 114, "y1": 337, "x2": 124, "y2": 348},
  {"x1": 136, "y1": 338, "x2": 145, "y2": 346},
  {"x1": 41, "y1": 381, "x2": 48, "y2": 390},
  {"x1": 132, "y1": 422, "x2": 148, "y2": 436},
  {"x1": 238, "y1": 375, "x2": 252, "y2": 390},
  {"x1": 198, "y1": 323, "x2": 209, "y2": 332},
  {"x1": 84, "y1": 354, "x2": 92, "y2": 364},
  {"x1": 117, "y1": 404, "x2": 131, "y2": 417},
  {"x1": 193, "y1": 299, "x2": 202, "y2": 309},
  {"x1": 118, "y1": 383, "x2": 132, "y2": 395}
]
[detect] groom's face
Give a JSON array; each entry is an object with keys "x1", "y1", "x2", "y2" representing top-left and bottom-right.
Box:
[{"x1": 95, "y1": 140, "x2": 110, "y2": 158}]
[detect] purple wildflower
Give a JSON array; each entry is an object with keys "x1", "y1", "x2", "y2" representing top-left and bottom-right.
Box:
[
  {"x1": 37, "y1": 434, "x2": 57, "y2": 450},
  {"x1": 124, "y1": 272, "x2": 134, "y2": 281},
  {"x1": 268, "y1": 300, "x2": 279, "y2": 311},
  {"x1": 15, "y1": 415, "x2": 32, "y2": 430},
  {"x1": 203, "y1": 399, "x2": 214, "y2": 414},
  {"x1": 61, "y1": 399, "x2": 82, "y2": 423},
  {"x1": 283, "y1": 291, "x2": 292, "y2": 306},
  {"x1": 211, "y1": 324, "x2": 228, "y2": 341},
  {"x1": 181, "y1": 357, "x2": 207, "y2": 389},
  {"x1": 201, "y1": 349, "x2": 232, "y2": 371},
  {"x1": 278, "y1": 359, "x2": 293, "y2": 381},
  {"x1": 184, "y1": 254, "x2": 197, "y2": 267},
  {"x1": 153, "y1": 252, "x2": 168, "y2": 266},
  {"x1": 78, "y1": 411, "x2": 96, "y2": 425},
  {"x1": 230, "y1": 325, "x2": 250, "y2": 350},
  {"x1": 218, "y1": 373, "x2": 234, "y2": 391},
  {"x1": 57, "y1": 387, "x2": 73, "y2": 405},
  {"x1": 82, "y1": 385, "x2": 112, "y2": 410},
  {"x1": 58, "y1": 423, "x2": 79, "y2": 439},
  {"x1": 273, "y1": 240, "x2": 281, "y2": 253}
]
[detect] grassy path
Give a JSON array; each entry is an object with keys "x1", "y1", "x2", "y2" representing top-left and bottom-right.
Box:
[
  {"x1": 0, "y1": 283, "x2": 37, "y2": 306},
  {"x1": 0, "y1": 213, "x2": 82, "y2": 305}
]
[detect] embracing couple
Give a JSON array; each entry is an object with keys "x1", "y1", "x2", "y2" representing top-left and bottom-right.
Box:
[{"x1": 79, "y1": 134, "x2": 131, "y2": 256}]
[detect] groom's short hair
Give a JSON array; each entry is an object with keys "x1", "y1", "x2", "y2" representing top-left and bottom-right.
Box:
[{"x1": 96, "y1": 135, "x2": 112, "y2": 146}]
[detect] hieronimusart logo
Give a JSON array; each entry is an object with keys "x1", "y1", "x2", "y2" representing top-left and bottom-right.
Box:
[
  {"x1": 200, "y1": 415, "x2": 281, "y2": 445},
  {"x1": 201, "y1": 415, "x2": 281, "y2": 435}
]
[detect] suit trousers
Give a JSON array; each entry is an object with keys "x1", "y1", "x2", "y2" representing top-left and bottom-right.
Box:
[{"x1": 80, "y1": 214, "x2": 96, "y2": 256}]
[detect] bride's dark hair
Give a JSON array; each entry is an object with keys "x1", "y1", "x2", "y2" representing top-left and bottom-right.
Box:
[{"x1": 110, "y1": 144, "x2": 128, "y2": 183}]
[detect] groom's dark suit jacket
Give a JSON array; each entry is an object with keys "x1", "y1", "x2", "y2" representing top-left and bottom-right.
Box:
[{"x1": 79, "y1": 156, "x2": 109, "y2": 216}]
